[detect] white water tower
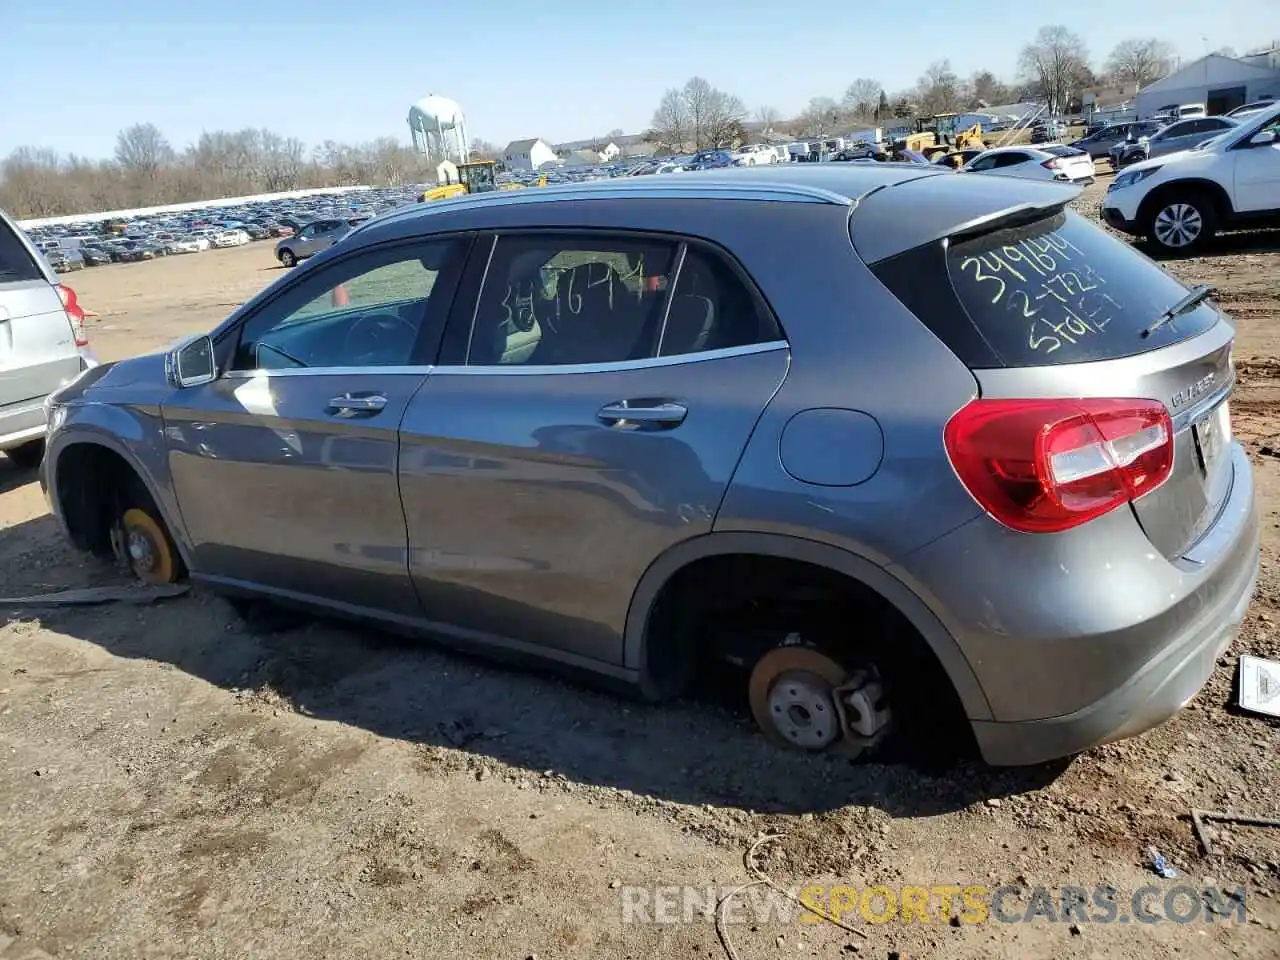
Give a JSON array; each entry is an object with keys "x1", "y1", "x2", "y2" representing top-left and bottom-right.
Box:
[{"x1": 408, "y1": 94, "x2": 469, "y2": 164}]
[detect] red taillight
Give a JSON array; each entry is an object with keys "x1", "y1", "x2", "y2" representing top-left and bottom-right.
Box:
[
  {"x1": 1041, "y1": 157, "x2": 1062, "y2": 170},
  {"x1": 944, "y1": 398, "x2": 1174, "y2": 534},
  {"x1": 56, "y1": 283, "x2": 90, "y2": 347}
]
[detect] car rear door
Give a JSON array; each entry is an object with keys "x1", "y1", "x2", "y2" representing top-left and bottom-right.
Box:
[
  {"x1": 162, "y1": 236, "x2": 468, "y2": 613},
  {"x1": 0, "y1": 211, "x2": 82, "y2": 425},
  {"x1": 397, "y1": 231, "x2": 790, "y2": 664}
]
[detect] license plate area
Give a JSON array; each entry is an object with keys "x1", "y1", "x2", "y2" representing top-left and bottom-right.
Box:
[{"x1": 1193, "y1": 401, "x2": 1231, "y2": 475}]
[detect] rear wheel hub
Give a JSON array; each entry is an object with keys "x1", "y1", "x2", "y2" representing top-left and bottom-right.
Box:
[{"x1": 748, "y1": 646, "x2": 851, "y2": 751}]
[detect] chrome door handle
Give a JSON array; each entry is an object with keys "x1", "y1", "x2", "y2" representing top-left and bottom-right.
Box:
[
  {"x1": 327, "y1": 393, "x2": 387, "y2": 416},
  {"x1": 597, "y1": 400, "x2": 688, "y2": 427}
]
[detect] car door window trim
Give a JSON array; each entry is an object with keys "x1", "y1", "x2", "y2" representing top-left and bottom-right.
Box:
[
  {"x1": 217, "y1": 340, "x2": 790, "y2": 380},
  {"x1": 436, "y1": 339, "x2": 789, "y2": 376}
]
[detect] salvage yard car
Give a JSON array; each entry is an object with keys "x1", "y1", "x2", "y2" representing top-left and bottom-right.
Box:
[
  {"x1": 1102, "y1": 102, "x2": 1280, "y2": 252},
  {"x1": 40, "y1": 166, "x2": 1259, "y2": 766},
  {"x1": 0, "y1": 208, "x2": 95, "y2": 467},
  {"x1": 960, "y1": 145, "x2": 1096, "y2": 183}
]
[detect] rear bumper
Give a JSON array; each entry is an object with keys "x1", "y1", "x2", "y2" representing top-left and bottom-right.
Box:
[
  {"x1": 970, "y1": 556, "x2": 1254, "y2": 766},
  {"x1": 894, "y1": 443, "x2": 1260, "y2": 766},
  {"x1": 0, "y1": 350, "x2": 98, "y2": 452},
  {"x1": 0, "y1": 399, "x2": 49, "y2": 451}
]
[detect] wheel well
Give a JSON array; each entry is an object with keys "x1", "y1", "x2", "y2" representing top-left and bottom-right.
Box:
[
  {"x1": 641, "y1": 553, "x2": 967, "y2": 730},
  {"x1": 54, "y1": 443, "x2": 155, "y2": 557},
  {"x1": 1137, "y1": 179, "x2": 1232, "y2": 226}
]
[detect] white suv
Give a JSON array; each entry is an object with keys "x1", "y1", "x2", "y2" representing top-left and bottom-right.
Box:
[{"x1": 1101, "y1": 103, "x2": 1280, "y2": 253}]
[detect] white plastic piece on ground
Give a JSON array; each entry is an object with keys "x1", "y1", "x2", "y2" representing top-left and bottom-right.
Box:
[{"x1": 1238, "y1": 655, "x2": 1280, "y2": 718}]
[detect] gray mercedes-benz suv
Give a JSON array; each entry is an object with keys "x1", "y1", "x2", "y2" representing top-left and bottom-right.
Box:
[{"x1": 39, "y1": 166, "x2": 1259, "y2": 766}]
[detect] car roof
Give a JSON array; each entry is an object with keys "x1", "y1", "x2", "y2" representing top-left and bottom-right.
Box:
[{"x1": 361, "y1": 163, "x2": 944, "y2": 235}]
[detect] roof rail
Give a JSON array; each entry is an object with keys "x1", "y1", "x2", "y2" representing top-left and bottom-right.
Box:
[{"x1": 364, "y1": 178, "x2": 855, "y2": 231}]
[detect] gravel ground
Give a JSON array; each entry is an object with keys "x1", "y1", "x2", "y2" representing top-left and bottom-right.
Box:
[{"x1": 1, "y1": 177, "x2": 1278, "y2": 959}]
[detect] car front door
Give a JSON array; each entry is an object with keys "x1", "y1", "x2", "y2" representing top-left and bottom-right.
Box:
[
  {"x1": 1233, "y1": 115, "x2": 1280, "y2": 212},
  {"x1": 397, "y1": 231, "x2": 790, "y2": 664},
  {"x1": 162, "y1": 236, "x2": 468, "y2": 614}
]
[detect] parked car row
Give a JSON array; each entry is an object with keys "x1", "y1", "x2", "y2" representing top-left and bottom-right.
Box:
[{"x1": 20, "y1": 186, "x2": 422, "y2": 273}]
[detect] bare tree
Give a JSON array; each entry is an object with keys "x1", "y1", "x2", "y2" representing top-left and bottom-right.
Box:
[
  {"x1": 915, "y1": 60, "x2": 961, "y2": 115},
  {"x1": 469, "y1": 138, "x2": 500, "y2": 160},
  {"x1": 1105, "y1": 38, "x2": 1174, "y2": 91},
  {"x1": 755, "y1": 105, "x2": 781, "y2": 139},
  {"x1": 114, "y1": 123, "x2": 173, "y2": 179},
  {"x1": 968, "y1": 70, "x2": 1010, "y2": 108},
  {"x1": 1019, "y1": 26, "x2": 1090, "y2": 116},
  {"x1": 649, "y1": 88, "x2": 692, "y2": 152},
  {"x1": 648, "y1": 78, "x2": 746, "y2": 150},
  {"x1": 799, "y1": 97, "x2": 841, "y2": 137},
  {"x1": 1213, "y1": 46, "x2": 1237, "y2": 59},
  {"x1": 842, "y1": 78, "x2": 882, "y2": 119}
]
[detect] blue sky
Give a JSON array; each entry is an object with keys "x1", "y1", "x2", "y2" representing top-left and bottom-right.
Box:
[{"x1": 4, "y1": 0, "x2": 1276, "y2": 158}]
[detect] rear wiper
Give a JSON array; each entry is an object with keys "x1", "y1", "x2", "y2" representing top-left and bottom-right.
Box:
[{"x1": 1141, "y1": 284, "x2": 1215, "y2": 338}]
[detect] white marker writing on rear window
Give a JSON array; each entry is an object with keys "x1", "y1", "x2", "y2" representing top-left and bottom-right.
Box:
[{"x1": 958, "y1": 236, "x2": 1118, "y2": 354}]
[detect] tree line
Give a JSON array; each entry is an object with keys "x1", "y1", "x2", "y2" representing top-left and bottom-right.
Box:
[
  {"x1": 0, "y1": 27, "x2": 1234, "y2": 219},
  {"x1": 1, "y1": 123, "x2": 507, "y2": 221},
  {"x1": 649, "y1": 28, "x2": 1216, "y2": 151}
]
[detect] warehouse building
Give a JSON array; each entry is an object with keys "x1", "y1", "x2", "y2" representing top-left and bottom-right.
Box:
[{"x1": 1134, "y1": 48, "x2": 1280, "y2": 118}]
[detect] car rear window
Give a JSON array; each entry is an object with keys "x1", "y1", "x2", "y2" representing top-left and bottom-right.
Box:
[
  {"x1": 1043, "y1": 145, "x2": 1084, "y2": 157},
  {"x1": 872, "y1": 210, "x2": 1219, "y2": 368},
  {"x1": 0, "y1": 219, "x2": 43, "y2": 283}
]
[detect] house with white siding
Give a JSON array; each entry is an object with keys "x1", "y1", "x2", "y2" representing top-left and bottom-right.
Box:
[{"x1": 502, "y1": 138, "x2": 558, "y2": 171}]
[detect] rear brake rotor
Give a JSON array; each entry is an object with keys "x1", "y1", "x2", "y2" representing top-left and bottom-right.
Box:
[{"x1": 748, "y1": 646, "x2": 849, "y2": 751}]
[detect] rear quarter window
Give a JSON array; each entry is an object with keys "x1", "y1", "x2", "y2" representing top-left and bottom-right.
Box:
[
  {"x1": 0, "y1": 220, "x2": 44, "y2": 283},
  {"x1": 872, "y1": 210, "x2": 1219, "y2": 368}
]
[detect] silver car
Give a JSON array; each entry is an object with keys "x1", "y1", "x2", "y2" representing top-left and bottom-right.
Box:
[
  {"x1": 0, "y1": 209, "x2": 96, "y2": 468},
  {"x1": 1110, "y1": 116, "x2": 1238, "y2": 168},
  {"x1": 40, "y1": 167, "x2": 1259, "y2": 766},
  {"x1": 274, "y1": 218, "x2": 351, "y2": 267}
]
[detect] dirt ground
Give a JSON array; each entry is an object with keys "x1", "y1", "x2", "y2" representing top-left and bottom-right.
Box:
[{"x1": 2, "y1": 178, "x2": 1280, "y2": 960}]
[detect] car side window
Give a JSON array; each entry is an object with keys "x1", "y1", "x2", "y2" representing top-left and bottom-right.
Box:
[
  {"x1": 659, "y1": 246, "x2": 782, "y2": 357},
  {"x1": 996, "y1": 153, "x2": 1027, "y2": 167},
  {"x1": 463, "y1": 234, "x2": 680, "y2": 366},
  {"x1": 968, "y1": 155, "x2": 996, "y2": 171},
  {"x1": 231, "y1": 240, "x2": 458, "y2": 372}
]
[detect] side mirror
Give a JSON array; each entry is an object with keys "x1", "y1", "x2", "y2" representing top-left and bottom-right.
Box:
[
  {"x1": 1249, "y1": 130, "x2": 1277, "y2": 147},
  {"x1": 165, "y1": 335, "x2": 216, "y2": 388}
]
